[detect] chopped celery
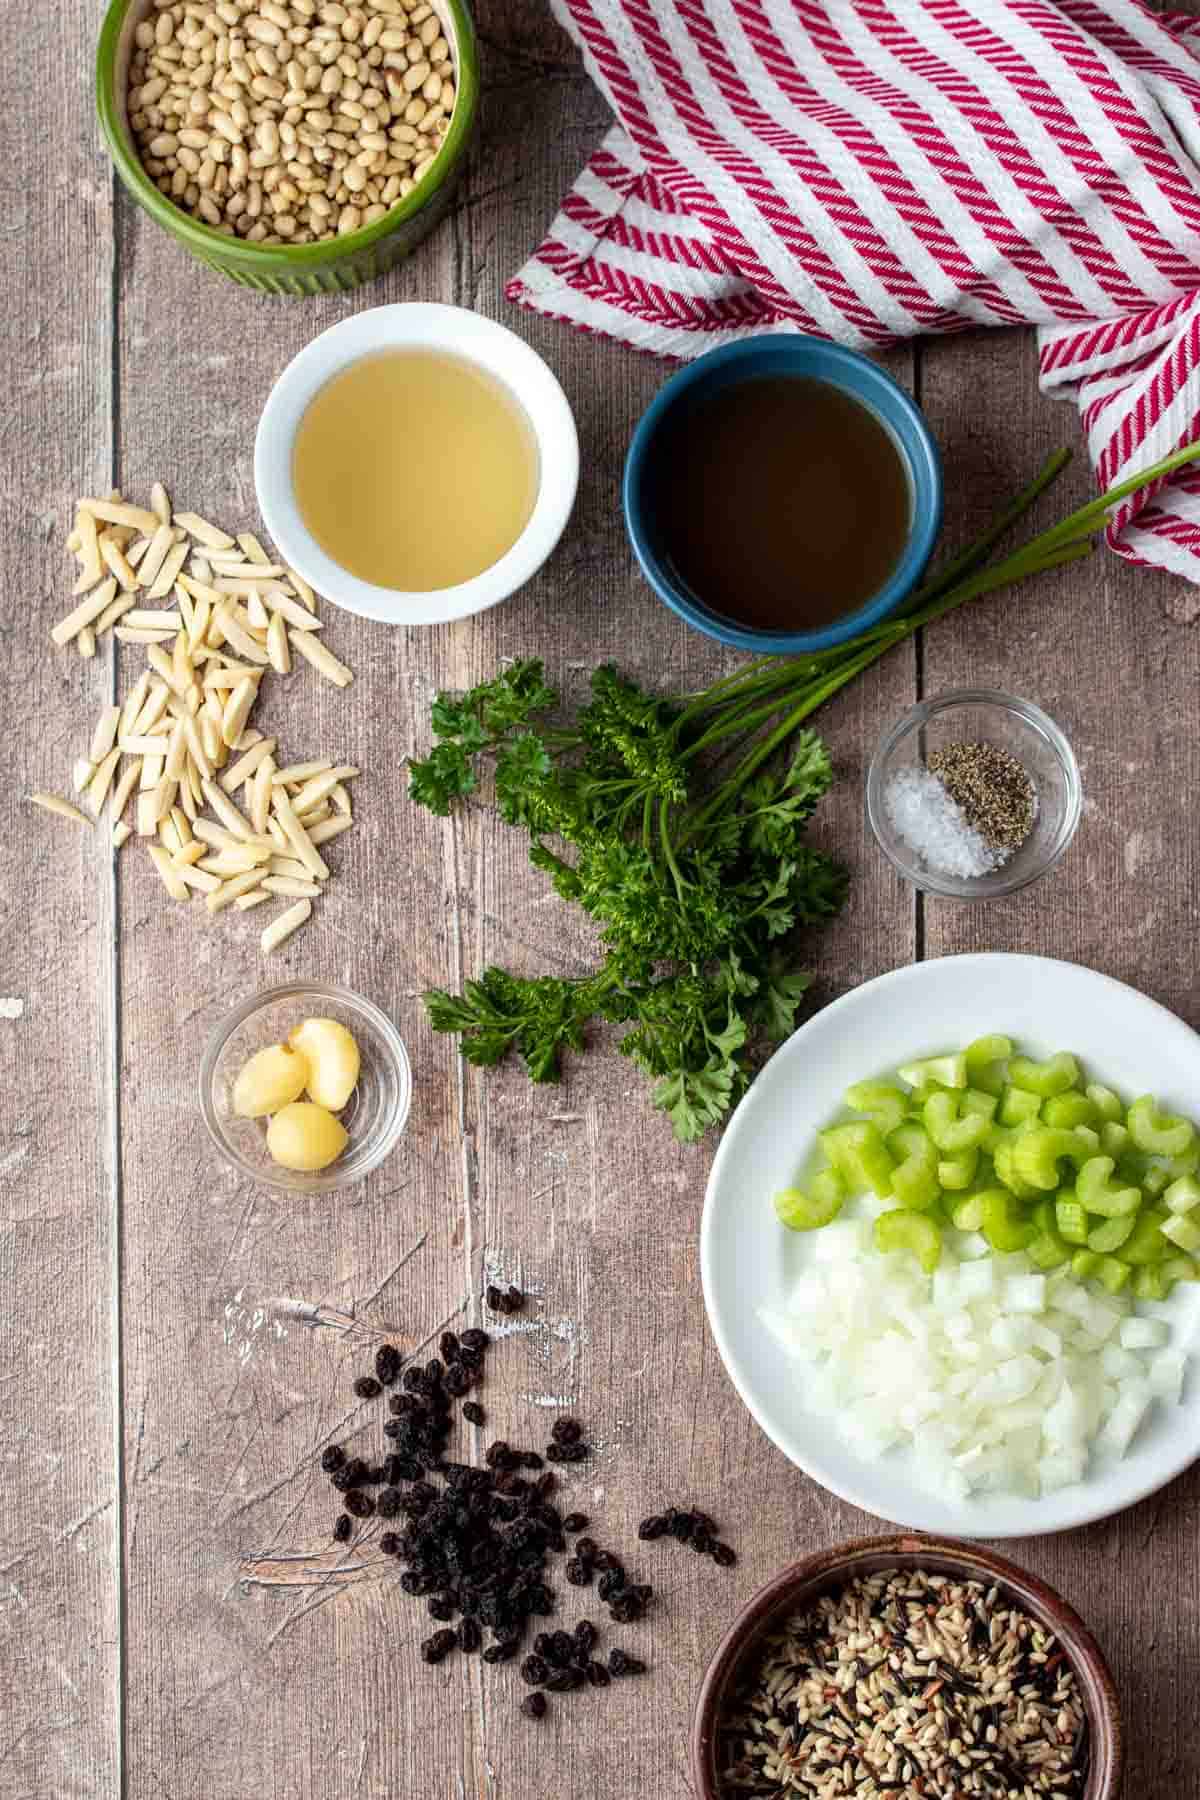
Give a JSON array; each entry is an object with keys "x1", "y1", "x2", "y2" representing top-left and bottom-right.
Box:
[
  {"x1": 960, "y1": 1087, "x2": 999, "y2": 1121},
  {"x1": 874, "y1": 1208, "x2": 942, "y2": 1272},
  {"x1": 980, "y1": 1189, "x2": 1035, "y2": 1253},
  {"x1": 1085, "y1": 1082, "x2": 1124, "y2": 1123},
  {"x1": 1077, "y1": 1156, "x2": 1141, "y2": 1218},
  {"x1": 993, "y1": 1137, "x2": 1038, "y2": 1200},
  {"x1": 1132, "y1": 1265, "x2": 1169, "y2": 1303},
  {"x1": 1116, "y1": 1208, "x2": 1169, "y2": 1266},
  {"x1": 998, "y1": 1085, "x2": 1042, "y2": 1128},
  {"x1": 924, "y1": 1091, "x2": 991, "y2": 1153},
  {"x1": 1127, "y1": 1095, "x2": 1196, "y2": 1158},
  {"x1": 892, "y1": 1156, "x2": 940, "y2": 1212},
  {"x1": 897, "y1": 1053, "x2": 967, "y2": 1091},
  {"x1": 1008, "y1": 1052, "x2": 1080, "y2": 1098},
  {"x1": 963, "y1": 1035, "x2": 1012, "y2": 1096},
  {"x1": 1071, "y1": 1248, "x2": 1102, "y2": 1281},
  {"x1": 950, "y1": 1193, "x2": 985, "y2": 1232},
  {"x1": 1042, "y1": 1093, "x2": 1100, "y2": 1130},
  {"x1": 820, "y1": 1122, "x2": 894, "y2": 1199},
  {"x1": 1163, "y1": 1142, "x2": 1200, "y2": 1179},
  {"x1": 1013, "y1": 1126, "x2": 1096, "y2": 1191},
  {"x1": 1096, "y1": 1255, "x2": 1132, "y2": 1294},
  {"x1": 1027, "y1": 1231, "x2": 1070, "y2": 1270},
  {"x1": 1165, "y1": 1175, "x2": 1200, "y2": 1216},
  {"x1": 1054, "y1": 1193, "x2": 1090, "y2": 1246},
  {"x1": 1162, "y1": 1213, "x2": 1200, "y2": 1254},
  {"x1": 774, "y1": 1167, "x2": 846, "y2": 1231},
  {"x1": 1142, "y1": 1164, "x2": 1171, "y2": 1198},
  {"x1": 844, "y1": 1081, "x2": 908, "y2": 1136},
  {"x1": 938, "y1": 1148, "x2": 979, "y2": 1191},
  {"x1": 1087, "y1": 1214, "x2": 1136, "y2": 1254},
  {"x1": 1100, "y1": 1121, "x2": 1131, "y2": 1158},
  {"x1": 1162, "y1": 1253, "x2": 1199, "y2": 1284}
]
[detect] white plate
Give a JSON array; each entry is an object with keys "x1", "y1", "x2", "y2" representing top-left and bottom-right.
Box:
[{"x1": 701, "y1": 953, "x2": 1200, "y2": 1538}]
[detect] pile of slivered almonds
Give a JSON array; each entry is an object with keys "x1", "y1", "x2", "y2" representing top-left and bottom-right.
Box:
[
  {"x1": 128, "y1": 0, "x2": 456, "y2": 246},
  {"x1": 33, "y1": 487, "x2": 355, "y2": 957}
]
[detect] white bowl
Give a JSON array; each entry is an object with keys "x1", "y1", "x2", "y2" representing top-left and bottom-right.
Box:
[
  {"x1": 254, "y1": 303, "x2": 579, "y2": 626},
  {"x1": 701, "y1": 953, "x2": 1200, "y2": 1538}
]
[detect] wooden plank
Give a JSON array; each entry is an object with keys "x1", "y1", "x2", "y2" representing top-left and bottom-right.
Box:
[
  {"x1": 0, "y1": 7, "x2": 120, "y2": 1795},
  {"x1": 918, "y1": 327, "x2": 1200, "y2": 1800}
]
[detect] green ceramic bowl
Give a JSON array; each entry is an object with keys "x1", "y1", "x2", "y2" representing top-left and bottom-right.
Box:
[{"x1": 96, "y1": 0, "x2": 479, "y2": 295}]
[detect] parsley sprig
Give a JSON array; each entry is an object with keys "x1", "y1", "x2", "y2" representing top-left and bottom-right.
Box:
[{"x1": 409, "y1": 440, "x2": 1200, "y2": 1140}]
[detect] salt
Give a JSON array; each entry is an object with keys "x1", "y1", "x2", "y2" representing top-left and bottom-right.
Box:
[{"x1": 884, "y1": 766, "x2": 1005, "y2": 879}]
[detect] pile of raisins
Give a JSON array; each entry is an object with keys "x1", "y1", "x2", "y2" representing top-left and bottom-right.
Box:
[
  {"x1": 318, "y1": 1288, "x2": 723, "y2": 1720},
  {"x1": 319, "y1": 1285, "x2": 722, "y2": 1722},
  {"x1": 637, "y1": 1506, "x2": 738, "y2": 1568}
]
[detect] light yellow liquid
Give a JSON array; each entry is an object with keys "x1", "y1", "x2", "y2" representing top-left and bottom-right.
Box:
[{"x1": 292, "y1": 350, "x2": 540, "y2": 592}]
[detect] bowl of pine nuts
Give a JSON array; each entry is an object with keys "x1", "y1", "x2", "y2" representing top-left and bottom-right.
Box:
[{"x1": 96, "y1": 0, "x2": 478, "y2": 294}]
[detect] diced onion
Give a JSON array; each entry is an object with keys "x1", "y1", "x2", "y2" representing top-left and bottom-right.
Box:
[{"x1": 760, "y1": 1211, "x2": 1188, "y2": 1501}]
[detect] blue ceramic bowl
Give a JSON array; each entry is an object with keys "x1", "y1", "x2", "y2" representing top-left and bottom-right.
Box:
[{"x1": 622, "y1": 335, "x2": 943, "y2": 655}]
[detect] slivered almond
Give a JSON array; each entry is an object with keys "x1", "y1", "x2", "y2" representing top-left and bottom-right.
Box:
[
  {"x1": 235, "y1": 888, "x2": 272, "y2": 911},
  {"x1": 266, "y1": 611, "x2": 290, "y2": 674},
  {"x1": 77, "y1": 627, "x2": 97, "y2": 658},
  {"x1": 246, "y1": 590, "x2": 270, "y2": 630},
  {"x1": 73, "y1": 511, "x2": 103, "y2": 594},
  {"x1": 150, "y1": 482, "x2": 172, "y2": 526},
  {"x1": 171, "y1": 840, "x2": 207, "y2": 870},
  {"x1": 221, "y1": 677, "x2": 258, "y2": 748},
  {"x1": 72, "y1": 758, "x2": 96, "y2": 794},
  {"x1": 206, "y1": 869, "x2": 267, "y2": 914},
  {"x1": 113, "y1": 821, "x2": 132, "y2": 849},
  {"x1": 263, "y1": 874, "x2": 321, "y2": 898},
  {"x1": 251, "y1": 757, "x2": 274, "y2": 835},
  {"x1": 79, "y1": 499, "x2": 161, "y2": 533},
  {"x1": 87, "y1": 749, "x2": 122, "y2": 815},
  {"x1": 221, "y1": 737, "x2": 276, "y2": 792},
  {"x1": 174, "y1": 511, "x2": 235, "y2": 550},
  {"x1": 109, "y1": 760, "x2": 142, "y2": 824},
  {"x1": 212, "y1": 561, "x2": 287, "y2": 581},
  {"x1": 271, "y1": 760, "x2": 333, "y2": 786},
  {"x1": 284, "y1": 565, "x2": 316, "y2": 610},
  {"x1": 236, "y1": 531, "x2": 272, "y2": 566},
  {"x1": 147, "y1": 539, "x2": 188, "y2": 600},
  {"x1": 114, "y1": 627, "x2": 176, "y2": 645},
  {"x1": 261, "y1": 898, "x2": 311, "y2": 953},
  {"x1": 176, "y1": 863, "x2": 222, "y2": 894},
  {"x1": 124, "y1": 610, "x2": 183, "y2": 631},
  {"x1": 100, "y1": 535, "x2": 140, "y2": 592},
  {"x1": 214, "y1": 603, "x2": 270, "y2": 665},
  {"x1": 271, "y1": 786, "x2": 330, "y2": 880},
  {"x1": 96, "y1": 591, "x2": 137, "y2": 634},
  {"x1": 307, "y1": 814, "x2": 353, "y2": 847},
  {"x1": 263, "y1": 588, "x2": 323, "y2": 632},
  {"x1": 149, "y1": 845, "x2": 190, "y2": 901},
  {"x1": 136, "y1": 523, "x2": 176, "y2": 591},
  {"x1": 89, "y1": 704, "x2": 121, "y2": 764},
  {"x1": 289, "y1": 630, "x2": 352, "y2": 687},
  {"x1": 30, "y1": 793, "x2": 91, "y2": 826},
  {"x1": 52, "y1": 576, "x2": 119, "y2": 646}
]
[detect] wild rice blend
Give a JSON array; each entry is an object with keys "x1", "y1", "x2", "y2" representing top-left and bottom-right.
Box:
[{"x1": 717, "y1": 1570, "x2": 1087, "y2": 1799}]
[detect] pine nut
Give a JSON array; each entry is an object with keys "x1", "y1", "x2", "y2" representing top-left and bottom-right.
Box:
[{"x1": 125, "y1": 0, "x2": 454, "y2": 244}]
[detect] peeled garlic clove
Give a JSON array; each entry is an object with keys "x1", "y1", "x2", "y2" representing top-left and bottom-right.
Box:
[
  {"x1": 233, "y1": 1043, "x2": 310, "y2": 1117},
  {"x1": 288, "y1": 1016, "x2": 360, "y2": 1111},
  {"x1": 266, "y1": 1101, "x2": 348, "y2": 1172}
]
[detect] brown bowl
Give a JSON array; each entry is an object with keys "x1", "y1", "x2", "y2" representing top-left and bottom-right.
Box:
[{"x1": 690, "y1": 1533, "x2": 1121, "y2": 1800}]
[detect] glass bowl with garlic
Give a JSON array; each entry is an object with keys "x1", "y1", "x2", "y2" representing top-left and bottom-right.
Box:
[{"x1": 201, "y1": 982, "x2": 410, "y2": 1192}]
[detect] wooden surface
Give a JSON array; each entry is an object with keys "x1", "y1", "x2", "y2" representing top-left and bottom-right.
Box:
[{"x1": 4, "y1": 3, "x2": 1200, "y2": 1796}]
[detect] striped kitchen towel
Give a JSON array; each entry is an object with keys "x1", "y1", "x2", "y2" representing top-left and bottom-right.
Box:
[{"x1": 508, "y1": 0, "x2": 1200, "y2": 580}]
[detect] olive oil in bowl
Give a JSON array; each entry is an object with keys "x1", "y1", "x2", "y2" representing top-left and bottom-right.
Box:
[
  {"x1": 292, "y1": 349, "x2": 540, "y2": 592},
  {"x1": 646, "y1": 374, "x2": 913, "y2": 632}
]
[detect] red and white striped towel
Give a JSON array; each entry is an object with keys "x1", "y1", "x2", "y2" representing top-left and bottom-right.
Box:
[{"x1": 508, "y1": 0, "x2": 1200, "y2": 579}]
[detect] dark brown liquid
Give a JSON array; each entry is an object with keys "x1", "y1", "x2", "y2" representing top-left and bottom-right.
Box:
[{"x1": 649, "y1": 374, "x2": 911, "y2": 631}]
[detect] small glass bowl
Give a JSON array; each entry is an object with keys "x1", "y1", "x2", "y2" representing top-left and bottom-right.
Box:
[
  {"x1": 200, "y1": 982, "x2": 411, "y2": 1194},
  {"x1": 866, "y1": 688, "x2": 1082, "y2": 899}
]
